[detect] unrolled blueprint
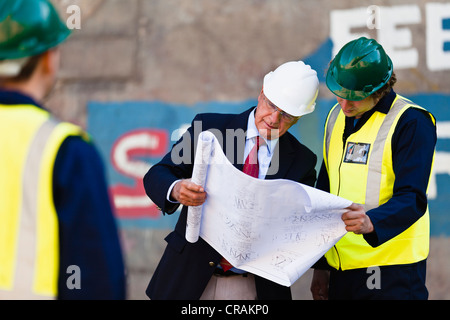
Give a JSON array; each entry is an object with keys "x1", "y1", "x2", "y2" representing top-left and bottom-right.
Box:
[{"x1": 186, "y1": 131, "x2": 351, "y2": 287}]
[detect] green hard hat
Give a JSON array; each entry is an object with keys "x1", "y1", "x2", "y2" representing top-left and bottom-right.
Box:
[
  {"x1": 0, "y1": 0, "x2": 71, "y2": 60},
  {"x1": 326, "y1": 37, "x2": 393, "y2": 101}
]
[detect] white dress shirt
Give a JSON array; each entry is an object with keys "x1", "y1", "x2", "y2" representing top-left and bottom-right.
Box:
[
  {"x1": 243, "y1": 109, "x2": 278, "y2": 179},
  {"x1": 167, "y1": 109, "x2": 279, "y2": 200}
]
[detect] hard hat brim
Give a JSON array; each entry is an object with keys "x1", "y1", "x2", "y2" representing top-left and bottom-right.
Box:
[
  {"x1": 326, "y1": 69, "x2": 374, "y2": 101},
  {"x1": 0, "y1": 27, "x2": 71, "y2": 60}
]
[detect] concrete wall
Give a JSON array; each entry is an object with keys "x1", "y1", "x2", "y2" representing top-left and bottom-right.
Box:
[{"x1": 50, "y1": 0, "x2": 450, "y2": 299}]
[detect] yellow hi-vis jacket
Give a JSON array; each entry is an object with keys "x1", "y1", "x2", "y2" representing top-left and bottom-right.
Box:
[
  {"x1": 0, "y1": 103, "x2": 87, "y2": 299},
  {"x1": 323, "y1": 94, "x2": 435, "y2": 270}
]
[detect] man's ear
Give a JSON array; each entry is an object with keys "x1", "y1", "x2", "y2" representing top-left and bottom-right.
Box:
[
  {"x1": 40, "y1": 48, "x2": 60, "y2": 76},
  {"x1": 257, "y1": 87, "x2": 264, "y2": 103}
]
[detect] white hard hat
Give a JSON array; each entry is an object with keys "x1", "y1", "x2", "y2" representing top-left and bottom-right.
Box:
[{"x1": 263, "y1": 61, "x2": 319, "y2": 117}]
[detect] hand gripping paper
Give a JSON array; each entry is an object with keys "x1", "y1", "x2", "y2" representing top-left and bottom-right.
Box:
[{"x1": 186, "y1": 131, "x2": 351, "y2": 286}]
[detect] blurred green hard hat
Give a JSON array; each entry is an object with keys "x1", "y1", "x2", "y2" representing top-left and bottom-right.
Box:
[
  {"x1": 0, "y1": 0, "x2": 70, "y2": 60},
  {"x1": 326, "y1": 37, "x2": 393, "y2": 101}
]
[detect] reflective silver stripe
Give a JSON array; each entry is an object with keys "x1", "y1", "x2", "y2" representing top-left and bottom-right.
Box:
[
  {"x1": 364, "y1": 98, "x2": 410, "y2": 211},
  {"x1": 325, "y1": 105, "x2": 341, "y2": 165},
  {"x1": 1, "y1": 118, "x2": 58, "y2": 299}
]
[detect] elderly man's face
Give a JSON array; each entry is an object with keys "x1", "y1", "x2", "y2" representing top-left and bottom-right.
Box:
[{"x1": 254, "y1": 90, "x2": 299, "y2": 140}]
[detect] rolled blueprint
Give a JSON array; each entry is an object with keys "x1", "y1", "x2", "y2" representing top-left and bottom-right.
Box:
[
  {"x1": 185, "y1": 131, "x2": 214, "y2": 243},
  {"x1": 183, "y1": 130, "x2": 351, "y2": 286}
]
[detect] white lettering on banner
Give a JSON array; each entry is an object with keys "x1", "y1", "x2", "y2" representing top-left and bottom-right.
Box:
[
  {"x1": 330, "y1": 6, "x2": 369, "y2": 57},
  {"x1": 377, "y1": 5, "x2": 421, "y2": 69},
  {"x1": 426, "y1": 3, "x2": 450, "y2": 71},
  {"x1": 330, "y1": 3, "x2": 450, "y2": 71},
  {"x1": 114, "y1": 194, "x2": 153, "y2": 209},
  {"x1": 437, "y1": 121, "x2": 450, "y2": 139},
  {"x1": 428, "y1": 121, "x2": 450, "y2": 200},
  {"x1": 112, "y1": 131, "x2": 157, "y2": 178},
  {"x1": 110, "y1": 129, "x2": 168, "y2": 216}
]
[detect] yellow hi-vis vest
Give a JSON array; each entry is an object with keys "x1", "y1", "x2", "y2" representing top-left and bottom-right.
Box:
[
  {"x1": 0, "y1": 103, "x2": 87, "y2": 299},
  {"x1": 323, "y1": 94, "x2": 435, "y2": 270}
]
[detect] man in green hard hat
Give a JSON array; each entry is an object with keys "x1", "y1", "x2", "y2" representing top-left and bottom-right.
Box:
[
  {"x1": 310, "y1": 37, "x2": 437, "y2": 300},
  {"x1": 0, "y1": 0, "x2": 125, "y2": 299}
]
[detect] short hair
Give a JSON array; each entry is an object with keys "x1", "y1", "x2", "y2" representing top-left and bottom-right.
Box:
[{"x1": 371, "y1": 71, "x2": 397, "y2": 102}]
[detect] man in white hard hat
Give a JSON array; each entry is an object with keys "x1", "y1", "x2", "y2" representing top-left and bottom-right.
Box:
[{"x1": 143, "y1": 60, "x2": 320, "y2": 300}]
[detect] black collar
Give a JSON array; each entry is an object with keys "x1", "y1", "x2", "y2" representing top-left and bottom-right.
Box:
[
  {"x1": 371, "y1": 89, "x2": 396, "y2": 115},
  {"x1": 0, "y1": 88, "x2": 46, "y2": 111},
  {"x1": 343, "y1": 89, "x2": 397, "y2": 141}
]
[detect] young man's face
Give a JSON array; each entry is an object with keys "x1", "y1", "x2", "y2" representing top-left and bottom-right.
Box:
[{"x1": 336, "y1": 95, "x2": 376, "y2": 119}]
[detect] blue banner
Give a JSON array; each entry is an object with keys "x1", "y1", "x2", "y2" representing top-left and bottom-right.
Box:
[{"x1": 88, "y1": 92, "x2": 450, "y2": 236}]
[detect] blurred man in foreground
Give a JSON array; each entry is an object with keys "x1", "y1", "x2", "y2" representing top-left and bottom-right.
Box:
[{"x1": 0, "y1": 0, "x2": 126, "y2": 299}]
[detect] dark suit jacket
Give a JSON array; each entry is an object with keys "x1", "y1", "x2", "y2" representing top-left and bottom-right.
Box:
[{"x1": 143, "y1": 107, "x2": 317, "y2": 300}]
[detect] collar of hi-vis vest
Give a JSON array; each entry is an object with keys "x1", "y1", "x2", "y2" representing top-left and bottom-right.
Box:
[
  {"x1": 0, "y1": 88, "x2": 47, "y2": 111},
  {"x1": 345, "y1": 89, "x2": 396, "y2": 131}
]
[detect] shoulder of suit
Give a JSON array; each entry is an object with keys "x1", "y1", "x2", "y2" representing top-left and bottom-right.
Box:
[
  {"x1": 191, "y1": 112, "x2": 235, "y2": 132},
  {"x1": 193, "y1": 111, "x2": 237, "y2": 122},
  {"x1": 282, "y1": 131, "x2": 317, "y2": 159},
  {"x1": 192, "y1": 107, "x2": 253, "y2": 129}
]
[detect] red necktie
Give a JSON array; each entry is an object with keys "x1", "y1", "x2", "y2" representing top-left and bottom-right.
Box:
[
  {"x1": 220, "y1": 136, "x2": 263, "y2": 272},
  {"x1": 242, "y1": 136, "x2": 262, "y2": 178}
]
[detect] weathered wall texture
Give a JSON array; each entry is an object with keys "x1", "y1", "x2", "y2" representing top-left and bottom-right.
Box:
[{"x1": 50, "y1": 0, "x2": 450, "y2": 299}]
